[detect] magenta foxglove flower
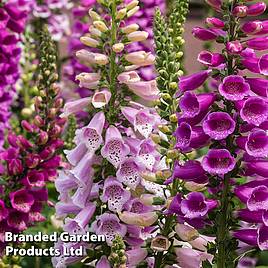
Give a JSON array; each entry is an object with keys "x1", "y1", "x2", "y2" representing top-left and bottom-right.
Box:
[
  {"x1": 197, "y1": 50, "x2": 225, "y2": 67},
  {"x1": 0, "y1": 200, "x2": 8, "y2": 221},
  {"x1": 7, "y1": 210, "x2": 29, "y2": 231},
  {"x1": 179, "y1": 70, "x2": 212, "y2": 92},
  {"x1": 226, "y1": 41, "x2": 243, "y2": 54},
  {"x1": 203, "y1": 112, "x2": 236, "y2": 140},
  {"x1": 259, "y1": 54, "x2": 268, "y2": 75},
  {"x1": 246, "y1": 77, "x2": 268, "y2": 97},
  {"x1": 9, "y1": 189, "x2": 34, "y2": 213},
  {"x1": 240, "y1": 96, "x2": 268, "y2": 126},
  {"x1": 192, "y1": 27, "x2": 219, "y2": 41},
  {"x1": 101, "y1": 126, "x2": 130, "y2": 168},
  {"x1": 237, "y1": 257, "x2": 257, "y2": 268},
  {"x1": 219, "y1": 75, "x2": 250, "y2": 101},
  {"x1": 202, "y1": 149, "x2": 236, "y2": 175},
  {"x1": 245, "y1": 129, "x2": 268, "y2": 157},
  {"x1": 181, "y1": 192, "x2": 216, "y2": 219},
  {"x1": 246, "y1": 36, "x2": 268, "y2": 50},
  {"x1": 92, "y1": 213, "x2": 127, "y2": 245},
  {"x1": 247, "y1": 2, "x2": 266, "y2": 16},
  {"x1": 205, "y1": 17, "x2": 225, "y2": 29},
  {"x1": 167, "y1": 160, "x2": 208, "y2": 184},
  {"x1": 100, "y1": 177, "x2": 131, "y2": 212},
  {"x1": 241, "y1": 20, "x2": 263, "y2": 35},
  {"x1": 247, "y1": 185, "x2": 268, "y2": 211}
]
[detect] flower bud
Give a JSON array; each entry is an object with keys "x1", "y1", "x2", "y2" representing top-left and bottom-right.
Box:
[
  {"x1": 205, "y1": 17, "x2": 225, "y2": 29},
  {"x1": 192, "y1": 27, "x2": 218, "y2": 41},
  {"x1": 119, "y1": 211, "x2": 157, "y2": 227},
  {"x1": 49, "y1": 124, "x2": 62, "y2": 138},
  {"x1": 21, "y1": 120, "x2": 34, "y2": 132},
  {"x1": 169, "y1": 114, "x2": 178, "y2": 123},
  {"x1": 226, "y1": 41, "x2": 243, "y2": 54},
  {"x1": 150, "y1": 133, "x2": 161, "y2": 144},
  {"x1": 89, "y1": 26, "x2": 102, "y2": 38},
  {"x1": 92, "y1": 89, "x2": 112, "y2": 108},
  {"x1": 112, "y1": 43, "x2": 124, "y2": 53},
  {"x1": 38, "y1": 131, "x2": 49, "y2": 145},
  {"x1": 175, "y1": 223, "x2": 199, "y2": 241},
  {"x1": 140, "y1": 194, "x2": 166, "y2": 206},
  {"x1": 88, "y1": 9, "x2": 101, "y2": 21},
  {"x1": 232, "y1": 5, "x2": 248, "y2": 17},
  {"x1": 48, "y1": 108, "x2": 57, "y2": 119},
  {"x1": 33, "y1": 115, "x2": 45, "y2": 127},
  {"x1": 167, "y1": 149, "x2": 180, "y2": 159},
  {"x1": 158, "y1": 124, "x2": 172, "y2": 134},
  {"x1": 21, "y1": 108, "x2": 33, "y2": 118},
  {"x1": 25, "y1": 154, "x2": 41, "y2": 168},
  {"x1": 127, "y1": 6, "x2": 140, "y2": 17},
  {"x1": 93, "y1": 21, "x2": 109, "y2": 33},
  {"x1": 54, "y1": 98, "x2": 64, "y2": 109},
  {"x1": 247, "y1": 2, "x2": 266, "y2": 16},
  {"x1": 8, "y1": 159, "x2": 23, "y2": 176},
  {"x1": 122, "y1": 24, "x2": 139, "y2": 34},
  {"x1": 126, "y1": 0, "x2": 139, "y2": 10},
  {"x1": 80, "y1": 36, "x2": 100, "y2": 48},
  {"x1": 241, "y1": 20, "x2": 263, "y2": 35},
  {"x1": 127, "y1": 31, "x2": 148, "y2": 42},
  {"x1": 184, "y1": 182, "x2": 207, "y2": 192},
  {"x1": 116, "y1": 8, "x2": 127, "y2": 20},
  {"x1": 151, "y1": 236, "x2": 170, "y2": 252}
]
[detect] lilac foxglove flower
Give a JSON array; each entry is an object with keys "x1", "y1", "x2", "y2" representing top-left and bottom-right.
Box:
[
  {"x1": 92, "y1": 213, "x2": 127, "y2": 245},
  {"x1": 240, "y1": 96, "x2": 268, "y2": 126},
  {"x1": 245, "y1": 129, "x2": 268, "y2": 157},
  {"x1": 100, "y1": 177, "x2": 130, "y2": 212},
  {"x1": 203, "y1": 112, "x2": 236, "y2": 140},
  {"x1": 202, "y1": 149, "x2": 236, "y2": 175},
  {"x1": 237, "y1": 257, "x2": 257, "y2": 268},
  {"x1": 219, "y1": 75, "x2": 250, "y2": 101},
  {"x1": 116, "y1": 157, "x2": 143, "y2": 190},
  {"x1": 101, "y1": 126, "x2": 130, "y2": 168},
  {"x1": 96, "y1": 256, "x2": 111, "y2": 268}
]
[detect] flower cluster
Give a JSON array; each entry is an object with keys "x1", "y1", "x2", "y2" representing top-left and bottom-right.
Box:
[
  {"x1": 167, "y1": 0, "x2": 268, "y2": 266},
  {"x1": 54, "y1": 1, "x2": 168, "y2": 267},
  {"x1": 0, "y1": 0, "x2": 32, "y2": 149},
  {"x1": 0, "y1": 26, "x2": 64, "y2": 252}
]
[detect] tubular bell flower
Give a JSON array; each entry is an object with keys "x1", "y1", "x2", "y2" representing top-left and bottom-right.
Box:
[
  {"x1": 203, "y1": 112, "x2": 236, "y2": 140},
  {"x1": 240, "y1": 96, "x2": 268, "y2": 126},
  {"x1": 219, "y1": 75, "x2": 250, "y2": 101},
  {"x1": 245, "y1": 129, "x2": 268, "y2": 157},
  {"x1": 202, "y1": 149, "x2": 236, "y2": 175}
]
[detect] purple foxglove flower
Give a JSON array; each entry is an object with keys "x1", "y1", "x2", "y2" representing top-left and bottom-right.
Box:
[
  {"x1": 246, "y1": 160, "x2": 268, "y2": 177},
  {"x1": 246, "y1": 77, "x2": 268, "y2": 97},
  {"x1": 192, "y1": 27, "x2": 219, "y2": 41},
  {"x1": 96, "y1": 256, "x2": 111, "y2": 268},
  {"x1": 202, "y1": 149, "x2": 236, "y2": 175},
  {"x1": 175, "y1": 248, "x2": 213, "y2": 268},
  {"x1": 197, "y1": 50, "x2": 225, "y2": 67},
  {"x1": 0, "y1": 200, "x2": 8, "y2": 221},
  {"x1": 219, "y1": 75, "x2": 250, "y2": 101},
  {"x1": 179, "y1": 70, "x2": 212, "y2": 92},
  {"x1": 247, "y1": 185, "x2": 268, "y2": 211},
  {"x1": 116, "y1": 157, "x2": 143, "y2": 189},
  {"x1": 126, "y1": 248, "x2": 147, "y2": 267},
  {"x1": 247, "y1": 2, "x2": 266, "y2": 16},
  {"x1": 205, "y1": 17, "x2": 224, "y2": 29},
  {"x1": 240, "y1": 97, "x2": 268, "y2": 126},
  {"x1": 60, "y1": 97, "x2": 91, "y2": 118},
  {"x1": 237, "y1": 257, "x2": 257, "y2": 268},
  {"x1": 174, "y1": 122, "x2": 209, "y2": 150},
  {"x1": 258, "y1": 225, "x2": 268, "y2": 250},
  {"x1": 92, "y1": 213, "x2": 127, "y2": 245},
  {"x1": 245, "y1": 129, "x2": 268, "y2": 157},
  {"x1": 65, "y1": 143, "x2": 88, "y2": 166},
  {"x1": 226, "y1": 41, "x2": 243, "y2": 54},
  {"x1": 232, "y1": 5, "x2": 248, "y2": 18},
  {"x1": 7, "y1": 210, "x2": 29, "y2": 231},
  {"x1": 241, "y1": 55, "x2": 260, "y2": 73},
  {"x1": 259, "y1": 54, "x2": 268, "y2": 75},
  {"x1": 122, "y1": 107, "x2": 156, "y2": 138},
  {"x1": 10, "y1": 189, "x2": 34, "y2": 213},
  {"x1": 29, "y1": 202, "x2": 46, "y2": 223},
  {"x1": 21, "y1": 170, "x2": 45, "y2": 188},
  {"x1": 233, "y1": 229, "x2": 258, "y2": 246},
  {"x1": 246, "y1": 36, "x2": 268, "y2": 50},
  {"x1": 203, "y1": 112, "x2": 235, "y2": 140},
  {"x1": 181, "y1": 192, "x2": 216, "y2": 219},
  {"x1": 126, "y1": 197, "x2": 152, "y2": 213},
  {"x1": 167, "y1": 160, "x2": 208, "y2": 184},
  {"x1": 179, "y1": 92, "x2": 216, "y2": 119},
  {"x1": 100, "y1": 177, "x2": 130, "y2": 212},
  {"x1": 237, "y1": 209, "x2": 263, "y2": 223},
  {"x1": 101, "y1": 126, "x2": 130, "y2": 168},
  {"x1": 241, "y1": 20, "x2": 263, "y2": 35},
  {"x1": 64, "y1": 203, "x2": 96, "y2": 234},
  {"x1": 7, "y1": 158, "x2": 23, "y2": 176}
]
